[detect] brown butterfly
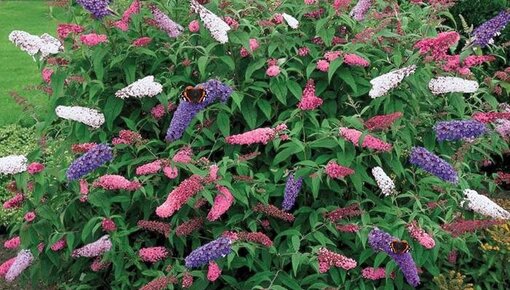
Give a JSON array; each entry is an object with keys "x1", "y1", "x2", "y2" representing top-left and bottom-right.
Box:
[
  {"x1": 181, "y1": 86, "x2": 207, "y2": 104},
  {"x1": 389, "y1": 240, "x2": 411, "y2": 254}
]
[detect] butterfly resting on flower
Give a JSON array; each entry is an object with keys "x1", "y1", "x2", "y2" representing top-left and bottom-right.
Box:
[
  {"x1": 389, "y1": 240, "x2": 411, "y2": 254},
  {"x1": 181, "y1": 85, "x2": 207, "y2": 104}
]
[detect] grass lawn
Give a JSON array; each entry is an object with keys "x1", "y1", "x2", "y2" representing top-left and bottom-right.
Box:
[{"x1": 0, "y1": 1, "x2": 61, "y2": 126}]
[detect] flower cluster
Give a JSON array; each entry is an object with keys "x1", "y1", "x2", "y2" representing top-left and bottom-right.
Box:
[
  {"x1": 3, "y1": 194, "x2": 24, "y2": 209},
  {"x1": 184, "y1": 237, "x2": 232, "y2": 268},
  {"x1": 297, "y1": 79, "x2": 323, "y2": 110},
  {"x1": 349, "y1": 0, "x2": 372, "y2": 21},
  {"x1": 27, "y1": 162, "x2": 44, "y2": 174},
  {"x1": 462, "y1": 189, "x2": 510, "y2": 219},
  {"x1": 101, "y1": 218, "x2": 117, "y2": 232},
  {"x1": 72, "y1": 235, "x2": 112, "y2": 258},
  {"x1": 434, "y1": 120, "x2": 486, "y2": 141},
  {"x1": 282, "y1": 174, "x2": 303, "y2": 211},
  {"x1": 190, "y1": 0, "x2": 231, "y2": 43},
  {"x1": 93, "y1": 175, "x2": 141, "y2": 191},
  {"x1": 442, "y1": 218, "x2": 505, "y2": 237},
  {"x1": 115, "y1": 76, "x2": 163, "y2": 99},
  {"x1": 0, "y1": 155, "x2": 28, "y2": 175},
  {"x1": 428, "y1": 77, "x2": 479, "y2": 94},
  {"x1": 90, "y1": 257, "x2": 110, "y2": 272},
  {"x1": 325, "y1": 161, "x2": 355, "y2": 179},
  {"x1": 66, "y1": 144, "x2": 113, "y2": 181},
  {"x1": 139, "y1": 247, "x2": 168, "y2": 263},
  {"x1": 368, "y1": 228, "x2": 420, "y2": 287},
  {"x1": 0, "y1": 258, "x2": 15, "y2": 278},
  {"x1": 76, "y1": 0, "x2": 111, "y2": 19},
  {"x1": 50, "y1": 239, "x2": 67, "y2": 251},
  {"x1": 137, "y1": 220, "x2": 171, "y2": 237},
  {"x1": 207, "y1": 261, "x2": 221, "y2": 281},
  {"x1": 57, "y1": 24, "x2": 84, "y2": 39},
  {"x1": 343, "y1": 53, "x2": 370, "y2": 67},
  {"x1": 150, "y1": 5, "x2": 183, "y2": 38},
  {"x1": 4, "y1": 236, "x2": 20, "y2": 249},
  {"x1": 132, "y1": 37, "x2": 152, "y2": 47},
  {"x1": 112, "y1": 130, "x2": 143, "y2": 145},
  {"x1": 407, "y1": 221, "x2": 435, "y2": 249},
  {"x1": 72, "y1": 143, "x2": 97, "y2": 154},
  {"x1": 369, "y1": 65, "x2": 416, "y2": 98},
  {"x1": 409, "y1": 147, "x2": 458, "y2": 183},
  {"x1": 336, "y1": 224, "x2": 360, "y2": 233},
  {"x1": 253, "y1": 203, "x2": 295, "y2": 222},
  {"x1": 156, "y1": 175, "x2": 204, "y2": 218},
  {"x1": 113, "y1": 0, "x2": 140, "y2": 31},
  {"x1": 372, "y1": 167, "x2": 395, "y2": 196},
  {"x1": 226, "y1": 231, "x2": 273, "y2": 247},
  {"x1": 364, "y1": 112, "x2": 402, "y2": 131},
  {"x1": 362, "y1": 267, "x2": 390, "y2": 280},
  {"x1": 472, "y1": 10, "x2": 510, "y2": 47},
  {"x1": 226, "y1": 127, "x2": 276, "y2": 145},
  {"x1": 9, "y1": 30, "x2": 61, "y2": 59},
  {"x1": 317, "y1": 248, "x2": 357, "y2": 273},
  {"x1": 176, "y1": 217, "x2": 204, "y2": 237},
  {"x1": 5, "y1": 249, "x2": 34, "y2": 282},
  {"x1": 324, "y1": 203, "x2": 362, "y2": 222},
  {"x1": 55, "y1": 106, "x2": 105, "y2": 128},
  {"x1": 80, "y1": 33, "x2": 108, "y2": 46},
  {"x1": 472, "y1": 112, "x2": 510, "y2": 123},
  {"x1": 173, "y1": 146, "x2": 193, "y2": 163},
  {"x1": 339, "y1": 127, "x2": 392, "y2": 152},
  {"x1": 207, "y1": 185, "x2": 234, "y2": 221},
  {"x1": 140, "y1": 277, "x2": 171, "y2": 290}
]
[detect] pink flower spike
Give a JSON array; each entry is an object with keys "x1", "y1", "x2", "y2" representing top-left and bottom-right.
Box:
[
  {"x1": 188, "y1": 20, "x2": 200, "y2": 32},
  {"x1": 362, "y1": 267, "x2": 390, "y2": 280},
  {"x1": 79, "y1": 179, "x2": 89, "y2": 202},
  {"x1": 297, "y1": 79, "x2": 323, "y2": 110},
  {"x1": 132, "y1": 37, "x2": 152, "y2": 47},
  {"x1": 101, "y1": 218, "x2": 117, "y2": 232},
  {"x1": 4, "y1": 236, "x2": 20, "y2": 249},
  {"x1": 0, "y1": 258, "x2": 15, "y2": 278},
  {"x1": 3, "y1": 194, "x2": 24, "y2": 209},
  {"x1": 343, "y1": 53, "x2": 370, "y2": 67},
  {"x1": 136, "y1": 160, "x2": 163, "y2": 175},
  {"x1": 339, "y1": 127, "x2": 392, "y2": 152},
  {"x1": 407, "y1": 221, "x2": 435, "y2": 249},
  {"x1": 226, "y1": 127, "x2": 276, "y2": 145},
  {"x1": 80, "y1": 33, "x2": 108, "y2": 46},
  {"x1": 207, "y1": 185, "x2": 234, "y2": 221},
  {"x1": 156, "y1": 175, "x2": 204, "y2": 218},
  {"x1": 324, "y1": 51, "x2": 342, "y2": 62},
  {"x1": 139, "y1": 246, "x2": 168, "y2": 263},
  {"x1": 317, "y1": 248, "x2": 357, "y2": 273},
  {"x1": 27, "y1": 162, "x2": 44, "y2": 174},
  {"x1": 42, "y1": 68, "x2": 53, "y2": 84},
  {"x1": 93, "y1": 175, "x2": 141, "y2": 191},
  {"x1": 90, "y1": 256, "x2": 110, "y2": 272},
  {"x1": 266, "y1": 65, "x2": 280, "y2": 77},
  {"x1": 24, "y1": 211, "x2": 36, "y2": 222},
  {"x1": 172, "y1": 146, "x2": 193, "y2": 164},
  {"x1": 316, "y1": 59, "x2": 329, "y2": 72},
  {"x1": 72, "y1": 235, "x2": 112, "y2": 258},
  {"x1": 364, "y1": 112, "x2": 403, "y2": 131},
  {"x1": 325, "y1": 161, "x2": 355, "y2": 179},
  {"x1": 207, "y1": 261, "x2": 222, "y2": 281},
  {"x1": 163, "y1": 166, "x2": 179, "y2": 179},
  {"x1": 50, "y1": 238, "x2": 66, "y2": 251}
]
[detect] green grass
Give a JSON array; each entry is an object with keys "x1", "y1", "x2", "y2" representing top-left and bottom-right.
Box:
[{"x1": 0, "y1": 1, "x2": 60, "y2": 126}]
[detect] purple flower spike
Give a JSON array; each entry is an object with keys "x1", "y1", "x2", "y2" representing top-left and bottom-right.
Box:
[
  {"x1": 349, "y1": 0, "x2": 372, "y2": 21},
  {"x1": 165, "y1": 80, "x2": 233, "y2": 142},
  {"x1": 76, "y1": 0, "x2": 112, "y2": 19},
  {"x1": 368, "y1": 228, "x2": 420, "y2": 287},
  {"x1": 66, "y1": 144, "x2": 113, "y2": 181},
  {"x1": 409, "y1": 147, "x2": 458, "y2": 183},
  {"x1": 434, "y1": 120, "x2": 487, "y2": 141},
  {"x1": 282, "y1": 174, "x2": 303, "y2": 211},
  {"x1": 472, "y1": 10, "x2": 510, "y2": 47},
  {"x1": 150, "y1": 5, "x2": 184, "y2": 38},
  {"x1": 184, "y1": 237, "x2": 232, "y2": 268}
]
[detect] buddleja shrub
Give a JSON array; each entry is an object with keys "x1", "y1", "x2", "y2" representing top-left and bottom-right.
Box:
[{"x1": 2, "y1": 0, "x2": 510, "y2": 289}]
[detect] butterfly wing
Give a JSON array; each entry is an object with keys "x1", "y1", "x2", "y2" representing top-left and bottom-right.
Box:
[
  {"x1": 182, "y1": 86, "x2": 206, "y2": 104},
  {"x1": 390, "y1": 240, "x2": 410, "y2": 254}
]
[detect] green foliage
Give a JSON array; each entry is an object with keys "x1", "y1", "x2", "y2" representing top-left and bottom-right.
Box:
[{"x1": 3, "y1": 0, "x2": 510, "y2": 289}]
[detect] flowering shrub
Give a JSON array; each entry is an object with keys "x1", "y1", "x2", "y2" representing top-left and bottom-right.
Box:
[{"x1": 2, "y1": 0, "x2": 510, "y2": 289}]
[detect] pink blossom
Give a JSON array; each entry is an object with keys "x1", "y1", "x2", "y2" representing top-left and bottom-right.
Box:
[
  {"x1": 362, "y1": 267, "x2": 389, "y2": 280},
  {"x1": 207, "y1": 261, "x2": 221, "y2": 281},
  {"x1": 163, "y1": 166, "x2": 178, "y2": 179},
  {"x1": 0, "y1": 258, "x2": 15, "y2": 278},
  {"x1": 113, "y1": 21, "x2": 128, "y2": 31},
  {"x1": 249, "y1": 38, "x2": 260, "y2": 51},
  {"x1": 297, "y1": 47, "x2": 310, "y2": 56},
  {"x1": 316, "y1": 59, "x2": 329, "y2": 72},
  {"x1": 207, "y1": 164, "x2": 219, "y2": 182},
  {"x1": 333, "y1": 0, "x2": 352, "y2": 14},
  {"x1": 113, "y1": 0, "x2": 140, "y2": 31},
  {"x1": 407, "y1": 221, "x2": 435, "y2": 249},
  {"x1": 27, "y1": 162, "x2": 44, "y2": 174},
  {"x1": 140, "y1": 276, "x2": 171, "y2": 290},
  {"x1": 207, "y1": 185, "x2": 234, "y2": 221},
  {"x1": 175, "y1": 217, "x2": 204, "y2": 236},
  {"x1": 223, "y1": 16, "x2": 239, "y2": 29},
  {"x1": 136, "y1": 160, "x2": 163, "y2": 175},
  {"x1": 80, "y1": 33, "x2": 108, "y2": 46},
  {"x1": 226, "y1": 128, "x2": 276, "y2": 145},
  {"x1": 72, "y1": 235, "x2": 112, "y2": 258},
  {"x1": 93, "y1": 175, "x2": 141, "y2": 191},
  {"x1": 112, "y1": 130, "x2": 142, "y2": 145},
  {"x1": 24, "y1": 211, "x2": 36, "y2": 222},
  {"x1": 137, "y1": 220, "x2": 171, "y2": 237},
  {"x1": 151, "y1": 104, "x2": 166, "y2": 119},
  {"x1": 90, "y1": 256, "x2": 110, "y2": 272},
  {"x1": 297, "y1": 79, "x2": 323, "y2": 110},
  {"x1": 447, "y1": 250, "x2": 457, "y2": 264},
  {"x1": 72, "y1": 143, "x2": 97, "y2": 153},
  {"x1": 324, "y1": 51, "x2": 342, "y2": 62},
  {"x1": 132, "y1": 37, "x2": 152, "y2": 47},
  {"x1": 267, "y1": 58, "x2": 278, "y2": 66},
  {"x1": 4, "y1": 236, "x2": 20, "y2": 249},
  {"x1": 3, "y1": 194, "x2": 24, "y2": 209},
  {"x1": 156, "y1": 175, "x2": 204, "y2": 218},
  {"x1": 101, "y1": 218, "x2": 117, "y2": 232},
  {"x1": 4, "y1": 249, "x2": 33, "y2": 282},
  {"x1": 79, "y1": 179, "x2": 89, "y2": 202},
  {"x1": 139, "y1": 247, "x2": 168, "y2": 263},
  {"x1": 182, "y1": 272, "x2": 193, "y2": 288},
  {"x1": 364, "y1": 112, "x2": 403, "y2": 131},
  {"x1": 37, "y1": 243, "x2": 45, "y2": 253},
  {"x1": 266, "y1": 65, "x2": 280, "y2": 77},
  {"x1": 336, "y1": 224, "x2": 360, "y2": 233},
  {"x1": 188, "y1": 20, "x2": 200, "y2": 32},
  {"x1": 304, "y1": 0, "x2": 318, "y2": 4},
  {"x1": 173, "y1": 146, "x2": 193, "y2": 163},
  {"x1": 317, "y1": 248, "x2": 357, "y2": 273},
  {"x1": 50, "y1": 238, "x2": 66, "y2": 251},
  {"x1": 343, "y1": 53, "x2": 370, "y2": 67},
  {"x1": 42, "y1": 68, "x2": 53, "y2": 84},
  {"x1": 339, "y1": 127, "x2": 392, "y2": 152},
  {"x1": 230, "y1": 231, "x2": 273, "y2": 247},
  {"x1": 272, "y1": 13, "x2": 284, "y2": 24},
  {"x1": 325, "y1": 161, "x2": 355, "y2": 179},
  {"x1": 57, "y1": 23, "x2": 84, "y2": 39}
]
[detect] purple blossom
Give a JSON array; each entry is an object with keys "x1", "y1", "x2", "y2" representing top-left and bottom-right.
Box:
[
  {"x1": 76, "y1": 0, "x2": 112, "y2": 19},
  {"x1": 349, "y1": 0, "x2": 372, "y2": 21},
  {"x1": 434, "y1": 120, "x2": 487, "y2": 141},
  {"x1": 472, "y1": 10, "x2": 510, "y2": 47},
  {"x1": 368, "y1": 228, "x2": 420, "y2": 287},
  {"x1": 67, "y1": 144, "x2": 113, "y2": 181},
  {"x1": 72, "y1": 235, "x2": 112, "y2": 258},
  {"x1": 409, "y1": 147, "x2": 458, "y2": 183},
  {"x1": 5, "y1": 249, "x2": 33, "y2": 282},
  {"x1": 282, "y1": 174, "x2": 303, "y2": 211},
  {"x1": 184, "y1": 237, "x2": 232, "y2": 268},
  {"x1": 165, "y1": 80, "x2": 233, "y2": 142},
  {"x1": 150, "y1": 5, "x2": 184, "y2": 38}
]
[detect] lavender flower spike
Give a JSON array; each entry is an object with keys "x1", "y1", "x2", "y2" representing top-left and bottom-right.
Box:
[
  {"x1": 434, "y1": 120, "x2": 486, "y2": 141},
  {"x1": 472, "y1": 10, "x2": 510, "y2": 47},
  {"x1": 150, "y1": 5, "x2": 184, "y2": 38},
  {"x1": 66, "y1": 144, "x2": 113, "y2": 181},
  {"x1": 350, "y1": 0, "x2": 372, "y2": 21},
  {"x1": 76, "y1": 0, "x2": 112, "y2": 19},
  {"x1": 282, "y1": 174, "x2": 303, "y2": 211},
  {"x1": 5, "y1": 249, "x2": 33, "y2": 282},
  {"x1": 368, "y1": 228, "x2": 420, "y2": 287},
  {"x1": 165, "y1": 79, "x2": 233, "y2": 142},
  {"x1": 184, "y1": 237, "x2": 232, "y2": 268},
  {"x1": 72, "y1": 235, "x2": 112, "y2": 258},
  {"x1": 409, "y1": 147, "x2": 458, "y2": 183}
]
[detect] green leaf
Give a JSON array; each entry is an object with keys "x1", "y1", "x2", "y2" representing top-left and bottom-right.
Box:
[
  {"x1": 338, "y1": 67, "x2": 357, "y2": 93},
  {"x1": 217, "y1": 111, "x2": 230, "y2": 137},
  {"x1": 287, "y1": 80, "x2": 302, "y2": 100},
  {"x1": 270, "y1": 78, "x2": 288, "y2": 105},
  {"x1": 104, "y1": 96, "x2": 124, "y2": 131},
  {"x1": 198, "y1": 55, "x2": 208, "y2": 80},
  {"x1": 328, "y1": 58, "x2": 344, "y2": 83},
  {"x1": 245, "y1": 58, "x2": 266, "y2": 81}
]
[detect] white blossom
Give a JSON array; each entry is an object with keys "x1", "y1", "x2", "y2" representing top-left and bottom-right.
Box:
[
  {"x1": 55, "y1": 106, "x2": 105, "y2": 128},
  {"x1": 463, "y1": 189, "x2": 510, "y2": 219},
  {"x1": 8, "y1": 30, "x2": 61, "y2": 60},
  {"x1": 5, "y1": 249, "x2": 33, "y2": 282},
  {"x1": 369, "y1": 65, "x2": 417, "y2": 98},
  {"x1": 190, "y1": 0, "x2": 231, "y2": 43},
  {"x1": 115, "y1": 76, "x2": 163, "y2": 99},
  {"x1": 428, "y1": 77, "x2": 479, "y2": 95},
  {"x1": 0, "y1": 155, "x2": 28, "y2": 175},
  {"x1": 372, "y1": 167, "x2": 395, "y2": 196},
  {"x1": 282, "y1": 13, "x2": 299, "y2": 29}
]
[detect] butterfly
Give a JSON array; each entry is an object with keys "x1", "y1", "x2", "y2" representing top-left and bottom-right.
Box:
[
  {"x1": 181, "y1": 86, "x2": 207, "y2": 104},
  {"x1": 389, "y1": 240, "x2": 411, "y2": 254}
]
